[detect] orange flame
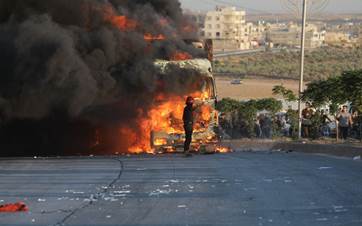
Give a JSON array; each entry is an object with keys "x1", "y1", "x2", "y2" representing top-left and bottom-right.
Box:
[
  {"x1": 120, "y1": 91, "x2": 213, "y2": 153},
  {"x1": 215, "y1": 146, "x2": 231, "y2": 153},
  {"x1": 170, "y1": 52, "x2": 192, "y2": 61},
  {"x1": 109, "y1": 15, "x2": 138, "y2": 31},
  {"x1": 103, "y1": 6, "x2": 137, "y2": 31},
  {"x1": 144, "y1": 33, "x2": 166, "y2": 41}
]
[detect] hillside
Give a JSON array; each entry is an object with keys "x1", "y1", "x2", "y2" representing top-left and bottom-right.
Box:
[{"x1": 214, "y1": 47, "x2": 362, "y2": 81}]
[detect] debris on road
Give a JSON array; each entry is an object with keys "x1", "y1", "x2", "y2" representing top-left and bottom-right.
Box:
[
  {"x1": 353, "y1": 156, "x2": 361, "y2": 161},
  {"x1": 0, "y1": 202, "x2": 29, "y2": 212},
  {"x1": 318, "y1": 166, "x2": 333, "y2": 170}
]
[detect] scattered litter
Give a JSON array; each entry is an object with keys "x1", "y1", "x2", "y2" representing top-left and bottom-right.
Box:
[
  {"x1": 162, "y1": 185, "x2": 170, "y2": 188},
  {"x1": 37, "y1": 198, "x2": 46, "y2": 202},
  {"x1": 268, "y1": 219, "x2": 273, "y2": 223},
  {"x1": 136, "y1": 168, "x2": 147, "y2": 171},
  {"x1": 33, "y1": 156, "x2": 38, "y2": 159},
  {"x1": 178, "y1": 205, "x2": 187, "y2": 208},
  {"x1": 149, "y1": 189, "x2": 172, "y2": 196},
  {"x1": 31, "y1": 219, "x2": 35, "y2": 222},
  {"x1": 316, "y1": 218, "x2": 328, "y2": 221},
  {"x1": 244, "y1": 187, "x2": 257, "y2": 191},
  {"x1": 104, "y1": 197, "x2": 119, "y2": 202},
  {"x1": 106, "y1": 215, "x2": 112, "y2": 218},
  {"x1": 284, "y1": 179, "x2": 293, "y2": 183},
  {"x1": 333, "y1": 205, "x2": 347, "y2": 213},
  {"x1": 72, "y1": 191, "x2": 84, "y2": 194},
  {"x1": 89, "y1": 195, "x2": 98, "y2": 202},
  {"x1": 0, "y1": 202, "x2": 29, "y2": 212},
  {"x1": 263, "y1": 179, "x2": 273, "y2": 183},
  {"x1": 187, "y1": 185, "x2": 194, "y2": 189},
  {"x1": 114, "y1": 190, "x2": 131, "y2": 194},
  {"x1": 353, "y1": 156, "x2": 361, "y2": 161},
  {"x1": 168, "y1": 180, "x2": 180, "y2": 183},
  {"x1": 243, "y1": 210, "x2": 247, "y2": 214},
  {"x1": 318, "y1": 167, "x2": 332, "y2": 170}
]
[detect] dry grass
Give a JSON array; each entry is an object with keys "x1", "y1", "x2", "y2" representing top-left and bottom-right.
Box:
[{"x1": 216, "y1": 77, "x2": 300, "y2": 100}]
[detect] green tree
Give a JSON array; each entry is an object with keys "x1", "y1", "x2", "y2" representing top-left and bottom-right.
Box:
[{"x1": 272, "y1": 85, "x2": 298, "y2": 102}]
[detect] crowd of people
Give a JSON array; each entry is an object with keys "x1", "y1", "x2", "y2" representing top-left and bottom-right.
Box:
[
  {"x1": 218, "y1": 103, "x2": 362, "y2": 141},
  {"x1": 301, "y1": 103, "x2": 361, "y2": 140}
]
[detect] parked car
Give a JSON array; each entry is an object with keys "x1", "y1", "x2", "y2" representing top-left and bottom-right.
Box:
[{"x1": 230, "y1": 79, "x2": 242, "y2": 85}]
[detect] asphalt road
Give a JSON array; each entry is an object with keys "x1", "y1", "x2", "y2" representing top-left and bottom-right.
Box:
[{"x1": 0, "y1": 151, "x2": 362, "y2": 226}]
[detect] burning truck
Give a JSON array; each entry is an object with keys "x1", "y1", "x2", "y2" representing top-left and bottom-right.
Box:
[
  {"x1": 150, "y1": 58, "x2": 219, "y2": 153},
  {"x1": 0, "y1": 0, "x2": 230, "y2": 156}
]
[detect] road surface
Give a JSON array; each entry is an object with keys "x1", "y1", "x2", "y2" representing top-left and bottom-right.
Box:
[{"x1": 0, "y1": 151, "x2": 362, "y2": 226}]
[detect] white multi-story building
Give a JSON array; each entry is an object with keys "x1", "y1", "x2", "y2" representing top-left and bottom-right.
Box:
[
  {"x1": 204, "y1": 6, "x2": 250, "y2": 51},
  {"x1": 268, "y1": 23, "x2": 325, "y2": 49}
]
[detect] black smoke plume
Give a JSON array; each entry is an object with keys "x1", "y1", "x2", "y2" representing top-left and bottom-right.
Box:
[{"x1": 0, "y1": 0, "x2": 205, "y2": 156}]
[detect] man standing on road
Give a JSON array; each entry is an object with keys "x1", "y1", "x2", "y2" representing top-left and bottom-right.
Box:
[
  {"x1": 337, "y1": 105, "x2": 353, "y2": 140},
  {"x1": 183, "y1": 96, "x2": 194, "y2": 157}
]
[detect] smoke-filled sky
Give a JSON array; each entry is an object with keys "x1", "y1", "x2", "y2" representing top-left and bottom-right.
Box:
[
  {"x1": 0, "y1": 0, "x2": 206, "y2": 155},
  {"x1": 180, "y1": 0, "x2": 362, "y2": 13}
]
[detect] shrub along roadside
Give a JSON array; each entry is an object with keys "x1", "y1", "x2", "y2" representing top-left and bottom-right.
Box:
[{"x1": 216, "y1": 98, "x2": 282, "y2": 138}]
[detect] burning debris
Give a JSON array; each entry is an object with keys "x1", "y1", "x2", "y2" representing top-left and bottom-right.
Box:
[{"x1": 0, "y1": 0, "x2": 226, "y2": 155}]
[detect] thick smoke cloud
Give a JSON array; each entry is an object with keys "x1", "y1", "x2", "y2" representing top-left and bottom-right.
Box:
[{"x1": 0, "y1": 0, "x2": 204, "y2": 156}]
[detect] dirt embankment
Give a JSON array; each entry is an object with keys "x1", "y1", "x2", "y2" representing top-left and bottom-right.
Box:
[{"x1": 216, "y1": 77, "x2": 300, "y2": 100}]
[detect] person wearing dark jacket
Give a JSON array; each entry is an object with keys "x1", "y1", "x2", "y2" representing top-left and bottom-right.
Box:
[{"x1": 183, "y1": 96, "x2": 194, "y2": 156}]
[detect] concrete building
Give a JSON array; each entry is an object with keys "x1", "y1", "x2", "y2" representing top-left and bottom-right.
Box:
[
  {"x1": 204, "y1": 6, "x2": 250, "y2": 51},
  {"x1": 186, "y1": 10, "x2": 206, "y2": 37},
  {"x1": 268, "y1": 23, "x2": 325, "y2": 49},
  {"x1": 246, "y1": 21, "x2": 267, "y2": 48},
  {"x1": 325, "y1": 32, "x2": 351, "y2": 46}
]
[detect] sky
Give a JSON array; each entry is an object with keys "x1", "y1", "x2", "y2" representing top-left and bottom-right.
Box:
[{"x1": 179, "y1": 0, "x2": 362, "y2": 13}]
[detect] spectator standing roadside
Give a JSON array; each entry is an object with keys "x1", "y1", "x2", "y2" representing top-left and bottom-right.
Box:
[
  {"x1": 320, "y1": 110, "x2": 332, "y2": 137},
  {"x1": 301, "y1": 102, "x2": 314, "y2": 138},
  {"x1": 337, "y1": 105, "x2": 353, "y2": 140},
  {"x1": 260, "y1": 114, "x2": 272, "y2": 139}
]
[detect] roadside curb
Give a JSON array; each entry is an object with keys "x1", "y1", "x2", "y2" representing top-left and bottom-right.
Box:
[{"x1": 222, "y1": 139, "x2": 362, "y2": 158}]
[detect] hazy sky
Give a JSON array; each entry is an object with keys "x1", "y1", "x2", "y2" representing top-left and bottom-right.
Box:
[{"x1": 180, "y1": 0, "x2": 362, "y2": 13}]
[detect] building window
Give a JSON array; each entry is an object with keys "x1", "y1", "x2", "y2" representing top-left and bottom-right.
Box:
[
  {"x1": 207, "y1": 32, "x2": 212, "y2": 37},
  {"x1": 216, "y1": 32, "x2": 220, "y2": 37},
  {"x1": 217, "y1": 24, "x2": 221, "y2": 29},
  {"x1": 207, "y1": 16, "x2": 212, "y2": 21},
  {"x1": 216, "y1": 16, "x2": 220, "y2": 21},
  {"x1": 208, "y1": 24, "x2": 212, "y2": 29}
]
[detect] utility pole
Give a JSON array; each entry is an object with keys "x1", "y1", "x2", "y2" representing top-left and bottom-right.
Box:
[{"x1": 298, "y1": 0, "x2": 308, "y2": 139}]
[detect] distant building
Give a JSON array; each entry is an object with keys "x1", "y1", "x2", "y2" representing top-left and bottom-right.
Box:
[
  {"x1": 325, "y1": 32, "x2": 351, "y2": 46},
  {"x1": 186, "y1": 10, "x2": 206, "y2": 37},
  {"x1": 268, "y1": 23, "x2": 325, "y2": 49},
  {"x1": 204, "y1": 6, "x2": 250, "y2": 51}
]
